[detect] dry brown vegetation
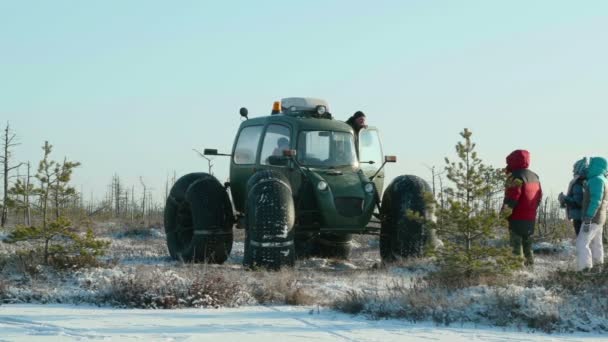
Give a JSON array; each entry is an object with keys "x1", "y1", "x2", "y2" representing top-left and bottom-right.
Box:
[{"x1": 1, "y1": 220, "x2": 607, "y2": 332}]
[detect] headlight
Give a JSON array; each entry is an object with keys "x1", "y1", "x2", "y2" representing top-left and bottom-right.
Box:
[
  {"x1": 364, "y1": 183, "x2": 375, "y2": 193},
  {"x1": 316, "y1": 105, "x2": 327, "y2": 115},
  {"x1": 317, "y1": 181, "x2": 328, "y2": 191}
]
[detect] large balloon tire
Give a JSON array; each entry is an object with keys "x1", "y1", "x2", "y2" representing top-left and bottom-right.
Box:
[
  {"x1": 164, "y1": 173, "x2": 234, "y2": 263},
  {"x1": 243, "y1": 170, "x2": 295, "y2": 270},
  {"x1": 380, "y1": 175, "x2": 431, "y2": 262}
]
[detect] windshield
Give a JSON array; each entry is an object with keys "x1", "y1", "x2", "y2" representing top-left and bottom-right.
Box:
[{"x1": 297, "y1": 131, "x2": 358, "y2": 167}]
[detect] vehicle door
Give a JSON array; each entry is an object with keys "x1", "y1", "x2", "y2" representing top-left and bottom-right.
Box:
[
  {"x1": 229, "y1": 125, "x2": 263, "y2": 213},
  {"x1": 259, "y1": 123, "x2": 292, "y2": 177},
  {"x1": 358, "y1": 127, "x2": 385, "y2": 194}
]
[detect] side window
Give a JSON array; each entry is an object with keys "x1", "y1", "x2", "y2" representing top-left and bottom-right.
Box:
[
  {"x1": 260, "y1": 124, "x2": 291, "y2": 165},
  {"x1": 233, "y1": 126, "x2": 263, "y2": 164},
  {"x1": 359, "y1": 129, "x2": 383, "y2": 166}
]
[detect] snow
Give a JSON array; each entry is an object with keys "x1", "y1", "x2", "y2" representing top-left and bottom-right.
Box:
[
  {"x1": 1, "y1": 304, "x2": 606, "y2": 341},
  {"x1": 2, "y1": 227, "x2": 607, "y2": 339}
]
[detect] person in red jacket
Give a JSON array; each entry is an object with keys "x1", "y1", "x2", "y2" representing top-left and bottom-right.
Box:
[{"x1": 501, "y1": 149, "x2": 543, "y2": 266}]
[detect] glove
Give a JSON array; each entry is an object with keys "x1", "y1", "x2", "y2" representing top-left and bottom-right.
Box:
[
  {"x1": 582, "y1": 219, "x2": 592, "y2": 233},
  {"x1": 558, "y1": 193, "x2": 566, "y2": 208}
]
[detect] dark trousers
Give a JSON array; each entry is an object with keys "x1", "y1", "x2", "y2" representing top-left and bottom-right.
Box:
[
  {"x1": 509, "y1": 230, "x2": 534, "y2": 265},
  {"x1": 573, "y1": 219, "x2": 582, "y2": 236}
]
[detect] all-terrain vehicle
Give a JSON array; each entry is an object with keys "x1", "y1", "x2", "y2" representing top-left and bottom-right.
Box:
[{"x1": 164, "y1": 97, "x2": 433, "y2": 268}]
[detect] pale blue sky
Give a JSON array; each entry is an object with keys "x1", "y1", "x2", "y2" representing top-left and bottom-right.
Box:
[{"x1": 1, "y1": 0, "x2": 607, "y2": 203}]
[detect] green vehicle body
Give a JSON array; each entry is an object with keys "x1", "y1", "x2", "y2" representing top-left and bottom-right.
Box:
[
  {"x1": 227, "y1": 109, "x2": 386, "y2": 235},
  {"x1": 165, "y1": 97, "x2": 431, "y2": 267}
]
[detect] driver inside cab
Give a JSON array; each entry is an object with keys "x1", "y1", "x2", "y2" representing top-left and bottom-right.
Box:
[{"x1": 272, "y1": 137, "x2": 290, "y2": 157}]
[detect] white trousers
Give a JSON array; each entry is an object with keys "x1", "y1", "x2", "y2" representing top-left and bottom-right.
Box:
[{"x1": 576, "y1": 222, "x2": 604, "y2": 271}]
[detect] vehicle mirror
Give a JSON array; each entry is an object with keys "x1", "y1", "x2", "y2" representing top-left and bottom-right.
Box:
[
  {"x1": 267, "y1": 155, "x2": 288, "y2": 166},
  {"x1": 385, "y1": 155, "x2": 397, "y2": 163},
  {"x1": 204, "y1": 149, "x2": 218, "y2": 156},
  {"x1": 239, "y1": 107, "x2": 248, "y2": 119}
]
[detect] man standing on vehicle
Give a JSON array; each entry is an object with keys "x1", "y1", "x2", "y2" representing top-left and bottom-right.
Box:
[
  {"x1": 346, "y1": 111, "x2": 367, "y2": 134},
  {"x1": 501, "y1": 149, "x2": 542, "y2": 266},
  {"x1": 345, "y1": 111, "x2": 367, "y2": 155}
]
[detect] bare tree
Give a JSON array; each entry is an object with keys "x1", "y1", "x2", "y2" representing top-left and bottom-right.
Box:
[
  {"x1": 140, "y1": 177, "x2": 149, "y2": 226},
  {"x1": 23, "y1": 162, "x2": 32, "y2": 225},
  {"x1": 193, "y1": 149, "x2": 214, "y2": 174},
  {"x1": 131, "y1": 185, "x2": 135, "y2": 223},
  {"x1": 9, "y1": 162, "x2": 34, "y2": 225},
  {"x1": 1, "y1": 122, "x2": 24, "y2": 227},
  {"x1": 112, "y1": 174, "x2": 123, "y2": 217},
  {"x1": 424, "y1": 164, "x2": 446, "y2": 209}
]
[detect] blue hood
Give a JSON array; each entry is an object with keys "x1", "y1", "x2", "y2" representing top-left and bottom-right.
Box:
[{"x1": 587, "y1": 157, "x2": 607, "y2": 178}]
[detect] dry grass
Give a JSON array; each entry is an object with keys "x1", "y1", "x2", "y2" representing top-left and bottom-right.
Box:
[
  {"x1": 99, "y1": 266, "x2": 244, "y2": 309},
  {"x1": 332, "y1": 281, "x2": 565, "y2": 332},
  {"x1": 425, "y1": 268, "x2": 514, "y2": 289},
  {"x1": 1, "y1": 247, "x2": 113, "y2": 277},
  {"x1": 541, "y1": 267, "x2": 608, "y2": 293},
  {"x1": 248, "y1": 268, "x2": 318, "y2": 305},
  {"x1": 5, "y1": 217, "x2": 604, "y2": 332},
  {"x1": 332, "y1": 290, "x2": 366, "y2": 314},
  {"x1": 0, "y1": 278, "x2": 8, "y2": 302}
]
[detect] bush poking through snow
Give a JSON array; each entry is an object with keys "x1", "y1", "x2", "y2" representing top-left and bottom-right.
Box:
[
  {"x1": 4, "y1": 217, "x2": 110, "y2": 269},
  {"x1": 249, "y1": 269, "x2": 317, "y2": 305},
  {"x1": 114, "y1": 227, "x2": 162, "y2": 239},
  {"x1": 0, "y1": 278, "x2": 8, "y2": 303},
  {"x1": 331, "y1": 279, "x2": 608, "y2": 333},
  {"x1": 426, "y1": 246, "x2": 520, "y2": 288},
  {"x1": 99, "y1": 268, "x2": 243, "y2": 309},
  {"x1": 542, "y1": 267, "x2": 608, "y2": 293},
  {"x1": 332, "y1": 290, "x2": 366, "y2": 314}
]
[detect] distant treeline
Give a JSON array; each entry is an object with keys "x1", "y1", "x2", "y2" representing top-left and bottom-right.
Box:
[{"x1": 0, "y1": 122, "x2": 167, "y2": 229}]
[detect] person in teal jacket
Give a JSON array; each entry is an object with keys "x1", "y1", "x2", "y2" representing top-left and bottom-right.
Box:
[
  {"x1": 576, "y1": 156, "x2": 607, "y2": 271},
  {"x1": 558, "y1": 158, "x2": 588, "y2": 236}
]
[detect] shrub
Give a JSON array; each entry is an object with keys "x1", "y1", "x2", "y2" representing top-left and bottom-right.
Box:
[
  {"x1": 248, "y1": 269, "x2": 317, "y2": 305},
  {"x1": 101, "y1": 268, "x2": 242, "y2": 309},
  {"x1": 14, "y1": 249, "x2": 41, "y2": 276},
  {"x1": 332, "y1": 282, "x2": 566, "y2": 332},
  {"x1": 114, "y1": 227, "x2": 159, "y2": 239},
  {"x1": 332, "y1": 290, "x2": 366, "y2": 314},
  {"x1": 541, "y1": 267, "x2": 608, "y2": 293},
  {"x1": 428, "y1": 244, "x2": 521, "y2": 288},
  {"x1": 0, "y1": 278, "x2": 8, "y2": 303},
  {"x1": 4, "y1": 218, "x2": 110, "y2": 270}
]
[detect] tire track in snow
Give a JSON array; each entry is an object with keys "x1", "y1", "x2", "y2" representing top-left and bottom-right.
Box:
[
  {"x1": 0, "y1": 315, "x2": 106, "y2": 339},
  {"x1": 262, "y1": 305, "x2": 358, "y2": 341}
]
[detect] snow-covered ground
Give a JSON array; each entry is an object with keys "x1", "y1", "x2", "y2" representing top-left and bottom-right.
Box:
[
  {"x1": 1, "y1": 225, "x2": 607, "y2": 339},
  {"x1": 1, "y1": 304, "x2": 606, "y2": 341}
]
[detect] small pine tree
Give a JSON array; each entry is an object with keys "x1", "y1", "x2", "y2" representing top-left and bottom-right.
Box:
[
  {"x1": 5, "y1": 216, "x2": 109, "y2": 267},
  {"x1": 35, "y1": 142, "x2": 80, "y2": 225},
  {"x1": 3, "y1": 141, "x2": 106, "y2": 267},
  {"x1": 429, "y1": 129, "x2": 522, "y2": 284},
  {"x1": 50, "y1": 157, "x2": 81, "y2": 220}
]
